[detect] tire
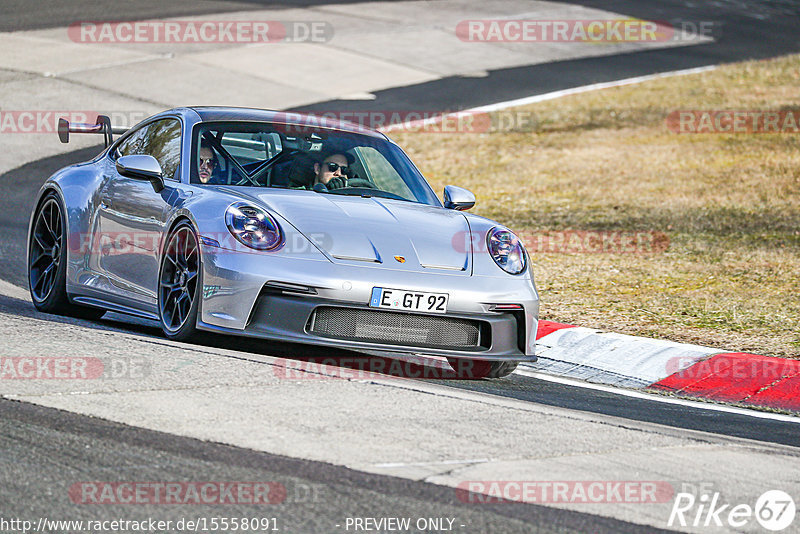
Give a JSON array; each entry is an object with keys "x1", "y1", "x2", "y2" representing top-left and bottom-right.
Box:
[
  {"x1": 158, "y1": 220, "x2": 201, "y2": 341},
  {"x1": 28, "y1": 193, "x2": 105, "y2": 320},
  {"x1": 446, "y1": 357, "x2": 519, "y2": 379}
]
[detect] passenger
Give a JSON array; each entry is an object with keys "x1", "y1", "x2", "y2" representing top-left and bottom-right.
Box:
[{"x1": 197, "y1": 141, "x2": 224, "y2": 184}]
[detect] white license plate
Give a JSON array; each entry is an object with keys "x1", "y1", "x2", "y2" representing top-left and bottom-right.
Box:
[{"x1": 369, "y1": 287, "x2": 448, "y2": 314}]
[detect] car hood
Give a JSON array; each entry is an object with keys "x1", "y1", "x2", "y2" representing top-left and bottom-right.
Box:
[{"x1": 239, "y1": 190, "x2": 471, "y2": 272}]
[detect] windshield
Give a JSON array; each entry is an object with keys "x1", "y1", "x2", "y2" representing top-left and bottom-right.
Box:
[{"x1": 190, "y1": 121, "x2": 441, "y2": 206}]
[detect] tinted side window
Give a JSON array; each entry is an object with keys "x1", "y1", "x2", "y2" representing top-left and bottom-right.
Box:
[
  {"x1": 146, "y1": 119, "x2": 181, "y2": 181},
  {"x1": 117, "y1": 125, "x2": 149, "y2": 157},
  {"x1": 116, "y1": 119, "x2": 182, "y2": 181}
]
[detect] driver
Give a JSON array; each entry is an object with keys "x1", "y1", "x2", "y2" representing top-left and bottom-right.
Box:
[{"x1": 313, "y1": 152, "x2": 353, "y2": 190}]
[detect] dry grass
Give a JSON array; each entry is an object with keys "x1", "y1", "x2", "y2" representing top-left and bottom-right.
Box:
[{"x1": 390, "y1": 54, "x2": 800, "y2": 358}]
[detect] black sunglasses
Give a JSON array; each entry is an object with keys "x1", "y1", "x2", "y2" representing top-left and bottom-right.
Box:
[{"x1": 325, "y1": 162, "x2": 349, "y2": 173}]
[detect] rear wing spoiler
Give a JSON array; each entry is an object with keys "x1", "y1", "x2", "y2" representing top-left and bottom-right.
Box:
[{"x1": 58, "y1": 115, "x2": 128, "y2": 147}]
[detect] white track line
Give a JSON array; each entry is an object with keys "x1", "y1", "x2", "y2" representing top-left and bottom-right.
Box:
[
  {"x1": 373, "y1": 458, "x2": 490, "y2": 468},
  {"x1": 515, "y1": 368, "x2": 800, "y2": 424},
  {"x1": 381, "y1": 65, "x2": 717, "y2": 133},
  {"x1": 468, "y1": 65, "x2": 718, "y2": 112}
]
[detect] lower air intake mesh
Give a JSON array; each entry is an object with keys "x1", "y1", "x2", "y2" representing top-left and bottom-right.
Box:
[{"x1": 308, "y1": 307, "x2": 483, "y2": 349}]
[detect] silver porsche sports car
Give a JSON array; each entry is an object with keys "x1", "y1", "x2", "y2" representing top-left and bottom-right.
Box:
[{"x1": 28, "y1": 107, "x2": 538, "y2": 378}]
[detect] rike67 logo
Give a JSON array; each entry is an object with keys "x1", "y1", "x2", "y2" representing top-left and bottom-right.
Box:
[{"x1": 669, "y1": 489, "x2": 796, "y2": 531}]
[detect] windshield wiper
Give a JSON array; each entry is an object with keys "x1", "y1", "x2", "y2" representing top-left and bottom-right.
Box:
[{"x1": 324, "y1": 187, "x2": 408, "y2": 202}]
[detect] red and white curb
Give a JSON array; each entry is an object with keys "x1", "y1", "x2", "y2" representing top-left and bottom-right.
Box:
[{"x1": 523, "y1": 321, "x2": 800, "y2": 413}]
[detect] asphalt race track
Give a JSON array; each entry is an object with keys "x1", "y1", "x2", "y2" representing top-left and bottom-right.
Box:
[
  {"x1": 0, "y1": 0, "x2": 396, "y2": 33},
  {"x1": 0, "y1": 289, "x2": 797, "y2": 532},
  {"x1": 297, "y1": 0, "x2": 800, "y2": 113},
  {"x1": 2, "y1": 398, "x2": 659, "y2": 534},
  {"x1": 2, "y1": 1, "x2": 800, "y2": 533}
]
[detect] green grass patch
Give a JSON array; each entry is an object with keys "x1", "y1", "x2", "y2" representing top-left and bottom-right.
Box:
[{"x1": 392, "y1": 54, "x2": 800, "y2": 358}]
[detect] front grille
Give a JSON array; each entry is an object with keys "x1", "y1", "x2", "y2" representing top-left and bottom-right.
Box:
[{"x1": 308, "y1": 307, "x2": 487, "y2": 350}]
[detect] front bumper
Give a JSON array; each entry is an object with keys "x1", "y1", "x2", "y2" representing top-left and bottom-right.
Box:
[{"x1": 198, "y1": 246, "x2": 539, "y2": 361}]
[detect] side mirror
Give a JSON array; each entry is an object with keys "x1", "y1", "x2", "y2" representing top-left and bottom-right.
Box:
[
  {"x1": 116, "y1": 155, "x2": 165, "y2": 193},
  {"x1": 443, "y1": 185, "x2": 475, "y2": 211}
]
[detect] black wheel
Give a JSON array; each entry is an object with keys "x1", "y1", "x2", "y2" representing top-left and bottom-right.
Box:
[
  {"x1": 446, "y1": 358, "x2": 519, "y2": 379},
  {"x1": 158, "y1": 221, "x2": 201, "y2": 341},
  {"x1": 28, "y1": 193, "x2": 105, "y2": 320}
]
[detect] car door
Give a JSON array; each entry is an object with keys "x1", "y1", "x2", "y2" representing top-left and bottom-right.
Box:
[{"x1": 96, "y1": 118, "x2": 182, "y2": 304}]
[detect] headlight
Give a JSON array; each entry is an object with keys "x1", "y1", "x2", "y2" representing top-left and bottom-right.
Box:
[
  {"x1": 487, "y1": 227, "x2": 526, "y2": 274},
  {"x1": 225, "y1": 203, "x2": 282, "y2": 250}
]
